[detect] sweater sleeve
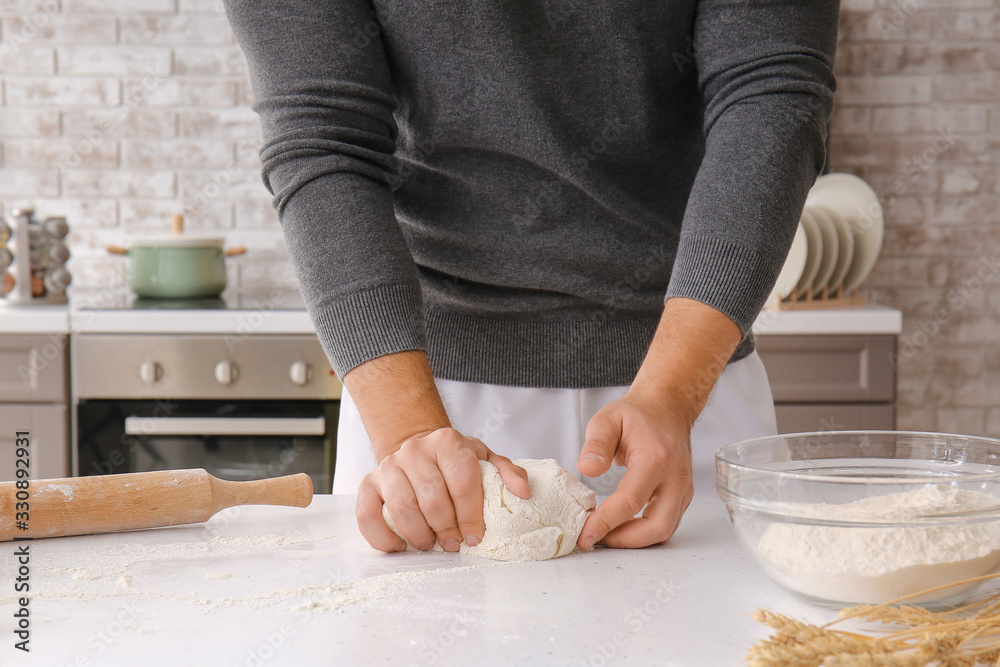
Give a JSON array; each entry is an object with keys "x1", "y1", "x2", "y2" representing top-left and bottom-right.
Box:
[
  {"x1": 663, "y1": 0, "x2": 838, "y2": 334},
  {"x1": 224, "y1": 0, "x2": 426, "y2": 378}
]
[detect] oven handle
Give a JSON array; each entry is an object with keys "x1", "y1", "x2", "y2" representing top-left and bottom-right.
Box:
[{"x1": 124, "y1": 416, "x2": 326, "y2": 437}]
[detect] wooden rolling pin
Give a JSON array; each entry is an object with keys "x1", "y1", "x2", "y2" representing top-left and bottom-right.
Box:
[{"x1": 0, "y1": 469, "x2": 313, "y2": 542}]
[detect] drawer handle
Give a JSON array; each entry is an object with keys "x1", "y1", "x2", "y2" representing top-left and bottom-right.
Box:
[{"x1": 124, "y1": 416, "x2": 325, "y2": 437}]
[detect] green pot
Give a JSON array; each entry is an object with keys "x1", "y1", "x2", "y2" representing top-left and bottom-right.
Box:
[{"x1": 110, "y1": 234, "x2": 243, "y2": 299}]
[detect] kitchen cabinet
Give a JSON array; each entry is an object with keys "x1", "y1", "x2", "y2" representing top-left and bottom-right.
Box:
[
  {"x1": 756, "y1": 334, "x2": 897, "y2": 433},
  {"x1": 0, "y1": 333, "x2": 71, "y2": 480}
]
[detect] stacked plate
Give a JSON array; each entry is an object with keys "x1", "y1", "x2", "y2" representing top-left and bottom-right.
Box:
[{"x1": 771, "y1": 173, "x2": 884, "y2": 301}]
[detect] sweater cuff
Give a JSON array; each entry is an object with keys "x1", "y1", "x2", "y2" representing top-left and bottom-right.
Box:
[
  {"x1": 664, "y1": 235, "x2": 777, "y2": 336},
  {"x1": 310, "y1": 283, "x2": 427, "y2": 378}
]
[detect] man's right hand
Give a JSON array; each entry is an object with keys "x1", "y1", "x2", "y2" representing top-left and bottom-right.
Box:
[
  {"x1": 356, "y1": 427, "x2": 530, "y2": 553},
  {"x1": 343, "y1": 350, "x2": 529, "y2": 553}
]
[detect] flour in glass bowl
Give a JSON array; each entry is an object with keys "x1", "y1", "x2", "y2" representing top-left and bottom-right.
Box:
[{"x1": 755, "y1": 484, "x2": 1000, "y2": 604}]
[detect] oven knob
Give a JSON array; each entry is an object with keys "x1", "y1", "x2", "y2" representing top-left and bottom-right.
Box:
[
  {"x1": 289, "y1": 361, "x2": 310, "y2": 386},
  {"x1": 139, "y1": 361, "x2": 162, "y2": 384},
  {"x1": 214, "y1": 360, "x2": 238, "y2": 385}
]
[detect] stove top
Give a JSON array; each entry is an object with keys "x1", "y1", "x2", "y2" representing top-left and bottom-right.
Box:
[{"x1": 70, "y1": 288, "x2": 308, "y2": 312}]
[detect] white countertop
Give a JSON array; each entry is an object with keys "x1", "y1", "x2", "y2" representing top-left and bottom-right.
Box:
[
  {"x1": 0, "y1": 304, "x2": 70, "y2": 334},
  {"x1": 753, "y1": 304, "x2": 902, "y2": 335},
  {"x1": 0, "y1": 455, "x2": 839, "y2": 666},
  {"x1": 1, "y1": 301, "x2": 903, "y2": 336}
]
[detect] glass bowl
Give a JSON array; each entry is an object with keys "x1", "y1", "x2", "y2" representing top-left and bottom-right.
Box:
[{"x1": 716, "y1": 431, "x2": 1000, "y2": 608}]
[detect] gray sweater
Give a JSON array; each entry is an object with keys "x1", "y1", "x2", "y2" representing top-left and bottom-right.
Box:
[{"x1": 225, "y1": 0, "x2": 838, "y2": 388}]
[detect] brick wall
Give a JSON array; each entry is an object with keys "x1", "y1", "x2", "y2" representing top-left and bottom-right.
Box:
[
  {"x1": 0, "y1": 0, "x2": 296, "y2": 293},
  {"x1": 1, "y1": 1, "x2": 997, "y2": 435},
  {"x1": 831, "y1": 0, "x2": 1000, "y2": 437}
]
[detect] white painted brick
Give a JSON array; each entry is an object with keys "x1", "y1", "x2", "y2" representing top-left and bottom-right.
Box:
[
  {"x1": 868, "y1": 44, "x2": 989, "y2": 74},
  {"x1": 3, "y1": 15, "x2": 116, "y2": 44},
  {"x1": 120, "y1": 15, "x2": 233, "y2": 45},
  {"x1": 234, "y1": 198, "x2": 278, "y2": 228},
  {"x1": 123, "y1": 77, "x2": 236, "y2": 107},
  {"x1": 58, "y1": 46, "x2": 172, "y2": 75},
  {"x1": 62, "y1": 0, "x2": 175, "y2": 12},
  {"x1": 178, "y1": 167, "x2": 268, "y2": 202},
  {"x1": 123, "y1": 139, "x2": 232, "y2": 168},
  {"x1": 62, "y1": 109, "x2": 177, "y2": 138},
  {"x1": 938, "y1": 167, "x2": 984, "y2": 195},
  {"x1": 839, "y1": 11, "x2": 934, "y2": 42},
  {"x1": 63, "y1": 169, "x2": 175, "y2": 198},
  {"x1": 4, "y1": 197, "x2": 118, "y2": 229},
  {"x1": 936, "y1": 408, "x2": 985, "y2": 434},
  {"x1": 830, "y1": 106, "x2": 870, "y2": 135},
  {"x1": 0, "y1": 169, "x2": 58, "y2": 196},
  {"x1": 933, "y1": 73, "x2": 1000, "y2": 103},
  {"x1": 0, "y1": 45, "x2": 53, "y2": 73},
  {"x1": 872, "y1": 105, "x2": 989, "y2": 134},
  {"x1": 178, "y1": 108, "x2": 260, "y2": 139},
  {"x1": 4, "y1": 138, "x2": 119, "y2": 169},
  {"x1": 0, "y1": 108, "x2": 60, "y2": 136},
  {"x1": 935, "y1": 11, "x2": 1000, "y2": 41},
  {"x1": 837, "y1": 76, "x2": 932, "y2": 106},
  {"x1": 178, "y1": 0, "x2": 224, "y2": 13},
  {"x1": 173, "y1": 46, "x2": 248, "y2": 76},
  {"x1": 238, "y1": 259, "x2": 298, "y2": 290},
  {"x1": 121, "y1": 198, "x2": 232, "y2": 230},
  {"x1": 0, "y1": 0, "x2": 61, "y2": 12},
  {"x1": 65, "y1": 255, "x2": 128, "y2": 291},
  {"x1": 237, "y1": 81, "x2": 256, "y2": 108},
  {"x1": 5, "y1": 76, "x2": 119, "y2": 106}
]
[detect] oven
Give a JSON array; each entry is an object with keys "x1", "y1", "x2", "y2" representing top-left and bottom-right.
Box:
[{"x1": 72, "y1": 334, "x2": 340, "y2": 493}]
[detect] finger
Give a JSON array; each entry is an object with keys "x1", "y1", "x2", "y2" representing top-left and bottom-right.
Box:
[
  {"x1": 488, "y1": 453, "x2": 531, "y2": 500},
  {"x1": 380, "y1": 465, "x2": 437, "y2": 550},
  {"x1": 577, "y1": 464, "x2": 658, "y2": 550},
  {"x1": 577, "y1": 408, "x2": 622, "y2": 478},
  {"x1": 601, "y1": 477, "x2": 693, "y2": 548},
  {"x1": 436, "y1": 439, "x2": 487, "y2": 546},
  {"x1": 355, "y1": 479, "x2": 406, "y2": 553},
  {"x1": 401, "y1": 455, "x2": 463, "y2": 552}
]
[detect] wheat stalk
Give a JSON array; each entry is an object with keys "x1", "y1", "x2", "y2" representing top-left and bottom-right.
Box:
[{"x1": 750, "y1": 573, "x2": 1000, "y2": 666}]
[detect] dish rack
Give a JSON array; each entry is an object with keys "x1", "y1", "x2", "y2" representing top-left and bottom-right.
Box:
[{"x1": 0, "y1": 208, "x2": 72, "y2": 306}]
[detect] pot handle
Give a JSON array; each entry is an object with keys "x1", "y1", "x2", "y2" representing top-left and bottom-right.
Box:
[
  {"x1": 225, "y1": 246, "x2": 248, "y2": 257},
  {"x1": 107, "y1": 245, "x2": 129, "y2": 255}
]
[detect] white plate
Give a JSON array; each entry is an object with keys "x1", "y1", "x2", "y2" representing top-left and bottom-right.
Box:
[
  {"x1": 822, "y1": 206, "x2": 855, "y2": 293},
  {"x1": 806, "y1": 206, "x2": 839, "y2": 293},
  {"x1": 771, "y1": 222, "x2": 808, "y2": 300},
  {"x1": 805, "y1": 173, "x2": 883, "y2": 292},
  {"x1": 794, "y1": 209, "x2": 822, "y2": 295}
]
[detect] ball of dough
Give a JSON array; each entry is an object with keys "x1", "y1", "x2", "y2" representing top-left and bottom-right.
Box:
[{"x1": 382, "y1": 458, "x2": 596, "y2": 562}]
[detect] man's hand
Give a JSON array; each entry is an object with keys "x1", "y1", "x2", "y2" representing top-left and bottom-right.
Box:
[
  {"x1": 577, "y1": 297, "x2": 743, "y2": 550},
  {"x1": 576, "y1": 393, "x2": 694, "y2": 549},
  {"x1": 356, "y1": 428, "x2": 530, "y2": 553},
  {"x1": 345, "y1": 350, "x2": 529, "y2": 553}
]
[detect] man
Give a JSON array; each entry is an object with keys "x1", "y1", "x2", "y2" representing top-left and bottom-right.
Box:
[{"x1": 225, "y1": 0, "x2": 837, "y2": 553}]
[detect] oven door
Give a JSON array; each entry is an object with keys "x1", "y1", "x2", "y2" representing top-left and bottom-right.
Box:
[{"x1": 76, "y1": 399, "x2": 337, "y2": 493}]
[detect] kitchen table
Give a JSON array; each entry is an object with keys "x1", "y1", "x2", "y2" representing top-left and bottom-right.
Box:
[{"x1": 0, "y1": 454, "x2": 839, "y2": 667}]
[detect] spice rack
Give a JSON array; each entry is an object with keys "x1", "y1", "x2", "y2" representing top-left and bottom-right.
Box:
[{"x1": 0, "y1": 208, "x2": 72, "y2": 306}]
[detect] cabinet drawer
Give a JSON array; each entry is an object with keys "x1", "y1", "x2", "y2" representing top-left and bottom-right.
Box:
[
  {"x1": 0, "y1": 334, "x2": 68, "y2": 403},
  {"x1": 774, "y1": 403, "x2": 895, "y2": 434},
  {"x1": 0, "y1": 404, "x2": 70, "y2": 480},
  {"x1": 756, "y1": 335, "x2": 895, "y2": 403}
]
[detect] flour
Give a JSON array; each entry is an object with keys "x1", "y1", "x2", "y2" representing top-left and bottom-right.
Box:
[
  {"x1": 756, "y1": 485, "x2": 1000, "y2": 604},
  {"x1": 383, "y1": 459, "x2": 596, "y2": 562}
]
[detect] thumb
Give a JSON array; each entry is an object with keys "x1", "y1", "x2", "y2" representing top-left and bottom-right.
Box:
[{"x1": 578, "y1": 407, "x2": 622, "y2": 478}]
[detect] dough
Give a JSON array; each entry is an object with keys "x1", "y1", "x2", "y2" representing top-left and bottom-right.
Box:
[{"x1": 382, "y1": 458, "x2": 596, "y2": 562}]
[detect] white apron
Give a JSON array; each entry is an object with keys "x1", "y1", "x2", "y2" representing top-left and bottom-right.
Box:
[{"x1": 332, "y1": 350, "x2": 777, "y2": 495}]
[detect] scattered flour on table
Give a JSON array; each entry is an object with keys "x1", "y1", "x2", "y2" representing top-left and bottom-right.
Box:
[
  {"x1": 0, "y1": 527, "x2": 506, "y2": 616},
  {"x1": 384, "y1": 459, "x2": 596, "y2": 561},
  {"x1": 756, "y1": 485, "x2": 1000, "y2": 603}
]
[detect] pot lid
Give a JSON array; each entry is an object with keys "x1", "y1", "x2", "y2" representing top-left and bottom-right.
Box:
[{"x1": 127, "y1": 234, "x2": 225, "y2": 248}]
